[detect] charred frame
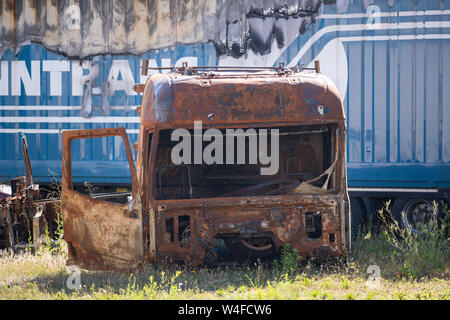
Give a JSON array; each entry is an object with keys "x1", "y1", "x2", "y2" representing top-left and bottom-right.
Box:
[{"x1": 61, "y1": 65, "x2": 350, "y2": 269}]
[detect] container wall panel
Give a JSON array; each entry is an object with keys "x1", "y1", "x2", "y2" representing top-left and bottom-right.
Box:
[{"x1": 1, "y1": 0, "x2": 449, "y2": 188}]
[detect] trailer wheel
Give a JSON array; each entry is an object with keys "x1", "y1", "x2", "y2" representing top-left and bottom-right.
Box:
[
  {"x1": 392, "y1": 199, "x2": 437, "y2": 233},
  {"x1": 350, "y1": 197, "x2": 366, "y2": 238}
]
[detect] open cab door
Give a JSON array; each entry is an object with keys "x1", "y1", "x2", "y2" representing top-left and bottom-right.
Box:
[{"x1": 61, "y1": 128, "x2": 143, "y2": 270}]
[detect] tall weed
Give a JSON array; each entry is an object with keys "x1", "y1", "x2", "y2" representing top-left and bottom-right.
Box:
[{"x1": 353, "y1": 200, "x2": 449, "y2": 279}]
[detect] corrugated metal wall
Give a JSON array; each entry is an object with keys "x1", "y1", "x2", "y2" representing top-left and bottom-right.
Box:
[
  {"x1": 272, "y1": 0, "x2": 450, "y2": 188},
  {"x1": 0, "y1": 0, "x2": 322, "y2": 58},
  {"x1": 0, "y1": 42, "x2": 217, "y2": 183}
]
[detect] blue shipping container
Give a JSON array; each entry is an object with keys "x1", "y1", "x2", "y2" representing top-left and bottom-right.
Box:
[{"x1": 1, "y1": 0, "x2": 449, "y2": 195}]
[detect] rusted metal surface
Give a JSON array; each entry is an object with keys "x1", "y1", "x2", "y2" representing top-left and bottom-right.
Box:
[
  {"x1": 140, "y1": 69, "x2": 343, "y2": 124},
  {"x1": 21, "y1": 134, "x2": 33, "y2": 187},
  {"x1": 61, "y1": 66, "x2": 349, "y2": 269},
  {"x1": 0, "y1": 135, "x2": 59, "y2": 251},
  {"x1": 61, "y1": 127, "x2": 143, "y2": 270},
  {"x1": 62, "y1": 188, "x2": 143, "y2": 270}
]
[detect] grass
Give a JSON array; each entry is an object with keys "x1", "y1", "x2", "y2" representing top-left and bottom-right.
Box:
[
  {"x1": 0, "y1": 201, "x2": 449, "y2": 300},
  {"x1": 0, "y1": 249, "x2": 448, "y2": 300},
  {"x1": 352, "y1": 201, "x2": 450, "y2": 280}
]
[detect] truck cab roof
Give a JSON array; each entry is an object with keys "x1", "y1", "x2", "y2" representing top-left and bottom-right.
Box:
[{"x1": 139, "y1": 69, "x2": 345, "y2": 126}]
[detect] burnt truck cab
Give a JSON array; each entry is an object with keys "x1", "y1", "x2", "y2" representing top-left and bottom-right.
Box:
[{"x1": 61, "y1": 65, "x2": 350, "y2": 269}]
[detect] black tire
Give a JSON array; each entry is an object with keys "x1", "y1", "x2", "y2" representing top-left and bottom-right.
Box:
[
  {"x1": 350, "y1": 197, "x2": 366, "y2": 238},
  {"x1": 223, "y1": 238, "x2": 275, "y2": 262},
  {"x1": 392, "y1": 198, "x2": 437, "y2": 232}
]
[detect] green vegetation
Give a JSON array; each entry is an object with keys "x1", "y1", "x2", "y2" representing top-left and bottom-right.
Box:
[
  {"x1": 273, "y1": 243, "x2": 302, "y2": 274},
  {"x1": 352, "y1": 201, "x2": 449, "y2": 280},
  {"x1": 0, "y1": 201, "x2": 448, "y2": 300}
]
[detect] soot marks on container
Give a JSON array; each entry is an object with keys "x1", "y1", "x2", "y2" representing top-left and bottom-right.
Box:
[
  {"x1": 13, "y1": 0, "x2": 23, "y2": 19},
  {"x1": 215, "y1": 0, "x2": 326, "y2": 58},
  {"x1": 248, "y1": 19, "x2": 284, "y2": 56},
  {"x1": 246, "y1": 3, "x2": 319, "y2": 19},
  {"x1": 214, "y1": 18, "x2": 287, "y2": 58},
  {"x1": 2, "y1": 0, "x2": 335, "y2": 59},
  {"x1": 299, "y1": 19, "x2": 308, "y2": 34}
]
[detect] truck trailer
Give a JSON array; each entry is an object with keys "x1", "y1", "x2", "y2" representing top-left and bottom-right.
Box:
[{"x1": 1, "y1": 0, "x2": 449, "y2": 247}]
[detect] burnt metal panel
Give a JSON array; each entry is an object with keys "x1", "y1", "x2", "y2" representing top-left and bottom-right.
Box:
[
  {"x1": 0, "y1": 0, "x2": 324, "y2": 59},
  {"x1": 141, "y1": 72, "x2": 345, "y2": 124},
  {"x1": 61, "y1": 127, "x2": 143, "y2": 270}
]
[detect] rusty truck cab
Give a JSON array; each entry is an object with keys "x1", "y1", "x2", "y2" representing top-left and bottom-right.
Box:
[{"x1": 61, "y1": 65, "x2": 349, "y2": 270}]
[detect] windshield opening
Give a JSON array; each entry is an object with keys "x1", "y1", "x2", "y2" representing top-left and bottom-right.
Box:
[{"x1": 152, "y1": 124, "x2": 338, "y2": 200}]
